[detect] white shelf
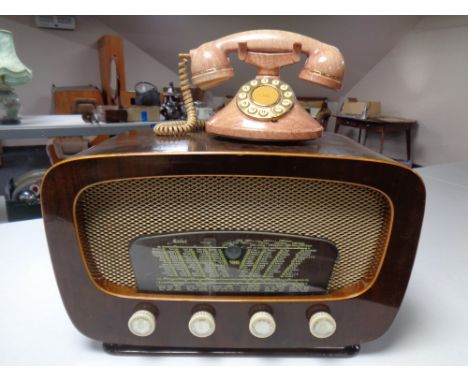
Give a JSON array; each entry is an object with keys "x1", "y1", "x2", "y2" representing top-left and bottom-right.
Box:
[{"x1": 0, "y1": 115, "x2": 156, "y2": 139}]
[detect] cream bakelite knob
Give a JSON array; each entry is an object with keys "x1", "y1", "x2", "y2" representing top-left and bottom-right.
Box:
[
  {"x1": 249, "y1": 311, "x2": 276, "y2": 338},
  {"x1": 309, "y1": 311, "x2": 336, "y2": 339},
  {"x1": 128, "y1": 310, "x2": 156, "y2": 337},
  {"x1": 189, "y1": 311, "x2": 216, "y2": 338}
]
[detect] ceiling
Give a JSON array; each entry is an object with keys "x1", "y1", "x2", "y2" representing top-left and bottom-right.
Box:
[{"x1": 99, "y1": 16, "x2": 422, "y2": 101}]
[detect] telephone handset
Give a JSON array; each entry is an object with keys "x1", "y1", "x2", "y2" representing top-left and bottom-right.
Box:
[{"x1": 154, "y1": 30, "x2": 345, "y2": 141}]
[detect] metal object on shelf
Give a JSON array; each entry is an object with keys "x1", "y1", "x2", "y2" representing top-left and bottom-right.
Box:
[
  {"x1": 160, "y1": 82, "x2": 186, "y2": 120},
  {"x1": 6, "y1": 168, "x2": 48, "y2": 205},
  {"x1": 135, "y1": 82, "x2": 160, "y2": 107}
]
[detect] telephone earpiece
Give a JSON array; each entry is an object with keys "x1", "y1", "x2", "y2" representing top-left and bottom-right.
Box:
[
  {"x1": 190, "y1": 30, "x2": 344, "y2": 91},
  {"x1": 154, "y1": 30, "x2": 345, "y2": 142}
]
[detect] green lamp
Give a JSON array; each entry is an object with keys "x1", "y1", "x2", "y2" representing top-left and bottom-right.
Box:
[{"x1": 0, "y1": 30, "x2": 32, "y2": 124}]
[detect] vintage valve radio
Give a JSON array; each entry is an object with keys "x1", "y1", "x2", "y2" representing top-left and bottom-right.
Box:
[
  {"x1": 41, "y1": 30, "x2": 425, "y2": 356},
  {"x1": 41, "y1": 129, "x2": 425, "y2": 356}
]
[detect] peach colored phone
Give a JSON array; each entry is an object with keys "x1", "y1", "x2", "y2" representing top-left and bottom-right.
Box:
[{"x1": 157, "y1": 30, "x2": 345, "y2": 141}]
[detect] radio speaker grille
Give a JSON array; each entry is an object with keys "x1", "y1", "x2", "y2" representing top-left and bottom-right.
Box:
[{"x1": 75, "y1": 176, "x2": 392, "y2": 293}]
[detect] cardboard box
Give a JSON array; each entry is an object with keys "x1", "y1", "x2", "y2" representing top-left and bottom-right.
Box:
[
  {"x1": 341, "y1": 99, "x2": 381, "y2": 118},
  {"x1": 127, "y1": 106, "x2": 160, "y2": 122},
  {"x1": 366, "y1": 101, "x2": 381, "y2": 116},
  {"x1": 341, "y1": 101, "x2": 368, "y2": 116}
]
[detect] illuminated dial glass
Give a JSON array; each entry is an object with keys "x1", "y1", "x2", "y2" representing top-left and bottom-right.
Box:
[{"x1": 130, "y1": 231, "x2": 338, "y2": 296}]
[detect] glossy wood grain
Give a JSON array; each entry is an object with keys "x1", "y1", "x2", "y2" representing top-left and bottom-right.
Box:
[
  {"x1": 41, "y1": 130, "x2": 425, "y2": 353},
  {"x1": 98, "y1": 35, "x2": 134, "y2": 108}
]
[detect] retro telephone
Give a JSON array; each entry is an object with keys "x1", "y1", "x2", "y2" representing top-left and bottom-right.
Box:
[{"x1": 154, "y1": 30, "x2": 345, "y2": 141}]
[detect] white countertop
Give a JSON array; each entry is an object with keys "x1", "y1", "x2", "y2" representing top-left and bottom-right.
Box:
[{"x1": 0, "y1": 162, "x2": 467, "y2": 365}]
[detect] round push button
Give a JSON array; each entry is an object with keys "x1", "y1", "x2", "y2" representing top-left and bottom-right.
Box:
[
  {"x1": 128, "y1": 309, "x2": 156, "y2": 337},
  {"x1": 189, "y1": 310, "x2": 216, "y2": 338},
  {"x1": 249, "y1": 311, "x2": 276, "y2": 338},
  {"x1": 309, "y1": 311, "x2": 336, "y2": 339},
  {"x1": 274, "y1": 105, "x2": 284, "y2": 113}
]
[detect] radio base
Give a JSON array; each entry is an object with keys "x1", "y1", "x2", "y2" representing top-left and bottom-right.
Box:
[{"x1": 103, "y1": 343, "x2": 361, "y2": 358}]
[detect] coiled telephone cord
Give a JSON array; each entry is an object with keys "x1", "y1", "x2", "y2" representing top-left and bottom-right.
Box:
[{"x1": 153, "y1": 54, "x2": 205, "y2": 136}]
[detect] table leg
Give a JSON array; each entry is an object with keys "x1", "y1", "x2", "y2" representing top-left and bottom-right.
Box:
[
  {"x1": 334, "y1": 122, "x2": 341, "y2": 134},
  {"x1": 358, "y1": 128, "x2": 362, "y2": 143},
  {"x1": 405, "y1": 127, "x2": 412, "y2": 161},
  {"x1": 378, "y1": 126, "x2": 385, "y2": 154},
  {"x1": 363, "y1": 128, "x2": 368, "y2": 145}
]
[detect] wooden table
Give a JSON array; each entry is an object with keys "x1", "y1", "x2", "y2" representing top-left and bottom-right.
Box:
[{"x1": 334, "y1": 115, "x2": 417, "y2": 161}]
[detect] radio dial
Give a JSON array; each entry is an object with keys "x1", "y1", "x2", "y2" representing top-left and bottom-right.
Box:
[
  {"x1": 189, "y1": 310, "x2": 216, "y2": 338},
  {"x1": 249, "y1": 311, "x2": 276, "y2": 338},
  {"x1": 128, "y1": 309, "x2": 156, "y2": 337},
  {"x1": 309, "y1": 311, "x2": 336, "y2": 339}
]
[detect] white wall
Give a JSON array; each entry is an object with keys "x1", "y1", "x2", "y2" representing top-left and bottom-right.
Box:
[
  {"x1": 101, "y1": 16, "x2": 421, "y2": 101},
  {"x1": 0, "y1": 16, "x2": 177, "y2": 145},
  {"x1": 344, "y1": 16, "x2": 468, "y2": 166}
]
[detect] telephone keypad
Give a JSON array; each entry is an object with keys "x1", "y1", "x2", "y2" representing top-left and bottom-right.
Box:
[{"x1": 236, "y1": 77, "x2": 296, "y2": 121}]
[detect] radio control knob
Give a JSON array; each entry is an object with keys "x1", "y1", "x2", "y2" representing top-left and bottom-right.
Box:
[
  {"x1": 309, "y1": 311, "x2": 336, "y2": 339},
  {"x1": 249, "y1": 311, "x2": 276, "y2": 338},
  {"x1": 128, "y1": 309, "x2": 156, "y2": 337},
  {"x1": 189, "y1": 310, "x2": 216, "y2": 338}
]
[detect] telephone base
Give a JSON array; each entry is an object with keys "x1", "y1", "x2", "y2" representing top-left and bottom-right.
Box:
[{"x1": 206, "y1": 100, "x2": 323, "y2": 142}]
